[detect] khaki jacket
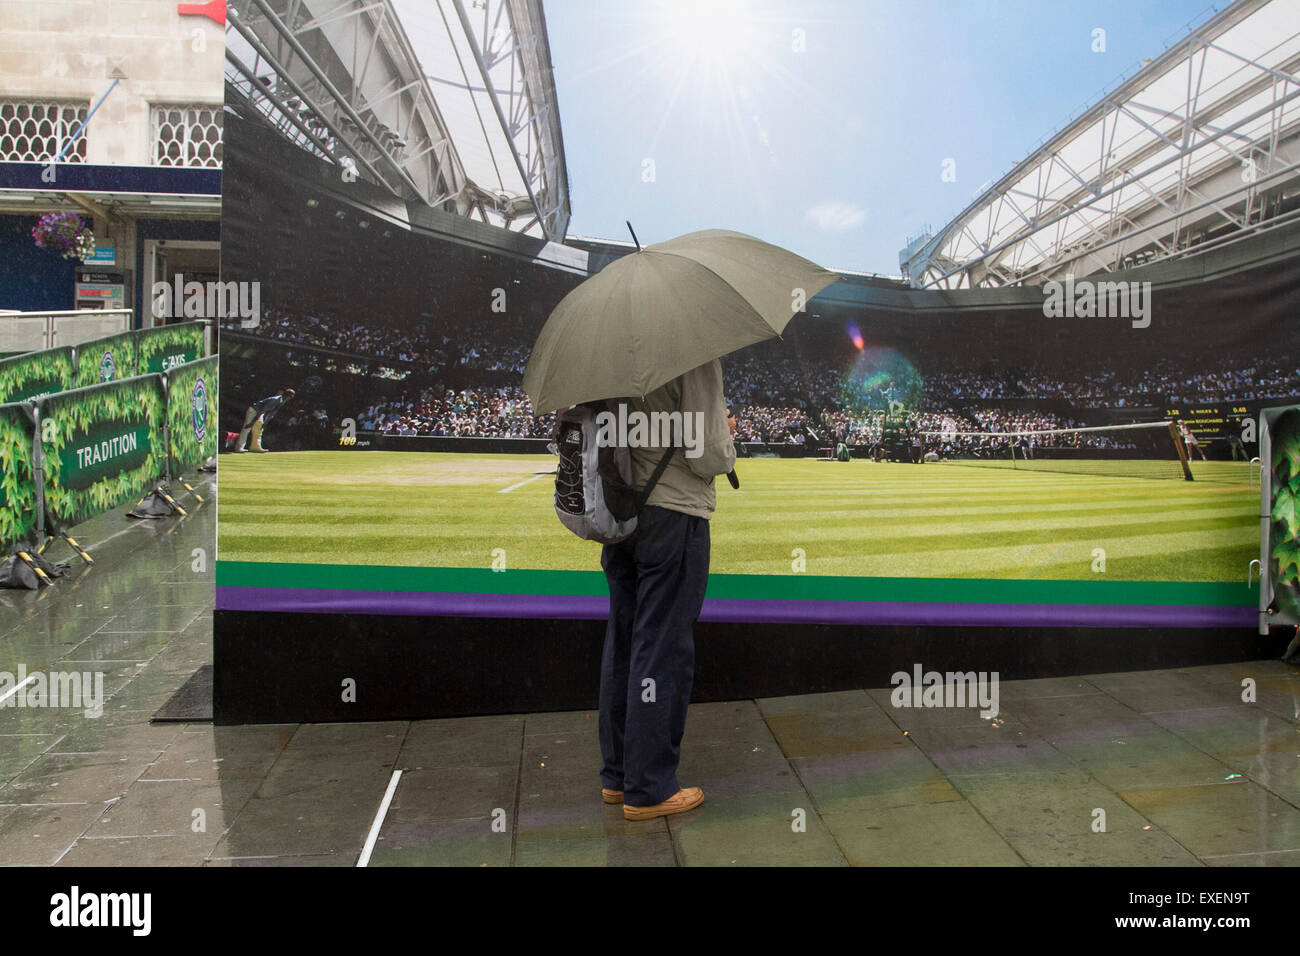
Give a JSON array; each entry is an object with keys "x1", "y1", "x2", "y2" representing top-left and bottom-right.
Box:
[{"x1": 627, "y1": 359, "x2": 736, "y2": 519}]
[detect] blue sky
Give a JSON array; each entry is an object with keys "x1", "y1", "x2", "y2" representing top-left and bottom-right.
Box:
[{"x1": 544, "y1": 0, "x2": 1213, "y2": 274}]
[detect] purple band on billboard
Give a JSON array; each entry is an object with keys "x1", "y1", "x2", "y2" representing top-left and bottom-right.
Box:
[{"x1": 216, "y1": 586, "x2": 1254, "y2": 629}]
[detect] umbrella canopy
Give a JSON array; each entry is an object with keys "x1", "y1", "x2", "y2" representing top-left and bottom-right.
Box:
[{"x1": 523, "y1": 229, "x2": 840, "y2": 414}]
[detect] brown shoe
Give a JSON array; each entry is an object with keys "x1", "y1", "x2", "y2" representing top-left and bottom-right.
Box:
[
  {"x1": 601, "y1": 788, "x2": 623, "y2": 804},
  {"x1": 623, "y1": 787, "x2": 704, "y2": 820}
]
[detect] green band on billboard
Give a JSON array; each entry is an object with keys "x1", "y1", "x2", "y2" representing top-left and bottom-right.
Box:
[
  {"x1": 74, "y1": 330, "x2": 139, "y2": 388},
  {"x1": 215, "y1": 561, "x2": 1256, "y2": 608},
  {"x1": 0, "y1": 347, "x2": 75, "y2": 405},
  {"x1": 166, "y1": 356, "x2": 218, "y2": 473},
  {"x1": 138, "y1": 322, "x2": 205, "y2": 374},
  {"x1": 0, "y1": 403, "x2": 36, "y2": 548},
  {"x1": 40, "y1": 374, "x2": 166, "y2": 528}
]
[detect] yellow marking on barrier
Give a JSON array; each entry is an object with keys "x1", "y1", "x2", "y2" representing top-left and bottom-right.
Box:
[
  {"x1": 61, "y1": 535, "x2": 93, "y2": 565},
  {"x1": 15, "y1": 552, "x2": 50, "y2": 583}
]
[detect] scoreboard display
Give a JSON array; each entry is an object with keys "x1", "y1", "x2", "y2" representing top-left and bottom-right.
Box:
[{"x1": 1164, "y1": 402, "x2": 1255, "y2": 447}]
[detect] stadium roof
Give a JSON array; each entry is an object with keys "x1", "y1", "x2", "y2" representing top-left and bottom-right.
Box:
[
  {"x1": 900, "y1": 0, "x2": 1300, "y2": 289},
  {"x1": 224, "y1": 0, "x2": 569, "y2": 240}
]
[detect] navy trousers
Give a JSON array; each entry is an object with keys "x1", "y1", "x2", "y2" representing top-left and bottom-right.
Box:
[{"x1": 599, "y1": 505, "x2": 710, "y2": 807}]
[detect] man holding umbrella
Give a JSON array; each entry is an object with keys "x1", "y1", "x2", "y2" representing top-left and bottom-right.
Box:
[
  {"x1": 524, "y1": 228, "x2": 838, "y2": 820},
  {"x1": 597, "y1": 357, "x2": 735, "y2": 819}
]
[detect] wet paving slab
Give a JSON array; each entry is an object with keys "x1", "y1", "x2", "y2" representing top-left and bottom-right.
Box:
[
  {"x1": 821, "y1": 800, "x2": 1023, "y2": 867},
  {"x1": 1119, "y1": 779, "x2": 1300, "y2": 858},
  {"x1": 2, "y1": 474, "x2": 1299, "y2": 865}
]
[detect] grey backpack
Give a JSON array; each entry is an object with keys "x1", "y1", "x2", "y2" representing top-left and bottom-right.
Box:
[{"x1": 553, "y1": 400, "x2": 675, "y2": 544}]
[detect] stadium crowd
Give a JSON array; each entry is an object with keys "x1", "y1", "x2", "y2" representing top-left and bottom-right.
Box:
[
  {"x1": 816, "y1": 406, "x2": 1134, "y2": 454},
  {"x1": 924, "y1": 355, "x2": 1295, "y2": 406},
  {"x1": 224, "y1": 307, "x2": 1292, "y2": 448},
  {"x1": 359, "y1": 386, "x2": 551, "y2": 439},
  {"x1": 225, "y1": 310, "x2": 534, "y2": 376}
]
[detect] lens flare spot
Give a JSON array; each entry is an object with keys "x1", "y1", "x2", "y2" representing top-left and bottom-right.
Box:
[
  {"x1": 844, "y1": 321, "x2": 864, "y2": 350},
  {"x1": 839, "y1": 347, "x2": 924, "y2": 415}
]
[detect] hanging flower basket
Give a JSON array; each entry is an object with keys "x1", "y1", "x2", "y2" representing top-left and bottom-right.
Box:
[{"x1": 31, "y1": 211, "x2": 96, "y2": 261}]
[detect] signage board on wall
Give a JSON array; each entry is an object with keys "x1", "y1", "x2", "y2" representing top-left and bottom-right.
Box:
[{"x1": 82, "y1": 247, "x2": 116, "y2": 266}]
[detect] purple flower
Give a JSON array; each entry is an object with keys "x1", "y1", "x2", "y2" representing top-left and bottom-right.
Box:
[{"x1": 31, "y1": 211, "x2": 93, "y2": 260}]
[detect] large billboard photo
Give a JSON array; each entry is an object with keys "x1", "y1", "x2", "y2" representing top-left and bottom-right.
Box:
[{"x1": 215, "y1": 112, "x2": 1295, "y2": 630}]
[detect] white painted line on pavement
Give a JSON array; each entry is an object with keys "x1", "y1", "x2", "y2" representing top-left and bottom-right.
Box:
[
  {"x1": 357, "y1": 769, "x2": 402, "y2": 867},
  {"x1": 0, "y1": 674, "x2": 37, "y2": 707}
]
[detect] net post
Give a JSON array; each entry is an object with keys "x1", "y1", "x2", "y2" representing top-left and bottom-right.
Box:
[{"x1": 1168, "y1": 421, "x2": 1194, "y2": 481}]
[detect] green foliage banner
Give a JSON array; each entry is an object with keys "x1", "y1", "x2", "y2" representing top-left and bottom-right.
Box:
[
  {"x1": 0, "y1": 347, "x2": 75, "y2": 405},
  {"x1": 1270, "y1": 406, "x2": 1300, "y2": 625},
  {"x1": 0, "y1": 403, "x2": 36, "y2": 548},
  {"x1": 138, "y1": 322, "x2": 206, "y2": 374},
  {"x1": 74, "y1": 330, "x2": 139, "y2": 388},
  {"x1": 166, "y1": 356, "x2": 218, "y2": 474},
  {"x1": 40, "y1": 375, "x2": 167, "y2": 528}
]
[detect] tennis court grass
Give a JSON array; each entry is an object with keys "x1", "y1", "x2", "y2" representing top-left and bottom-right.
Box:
[{"x1": 217, "y1": 452, "x2": 1256, "y2": 582}]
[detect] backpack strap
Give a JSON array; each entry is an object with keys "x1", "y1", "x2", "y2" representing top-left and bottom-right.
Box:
[{"x1": 636, "y1": 445, "x2": 676, "y2": 509}]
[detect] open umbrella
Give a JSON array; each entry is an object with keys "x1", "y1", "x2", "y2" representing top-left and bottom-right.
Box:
[{"x1": 523, "y1": 228, "x2": 840, "y2": 414}]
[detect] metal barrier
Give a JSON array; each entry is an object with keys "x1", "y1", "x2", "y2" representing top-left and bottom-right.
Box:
[
  {"x1": 0, "y1": 355, "x2": 218, "y2": 552},
  {"x1": 0, "y1": 309, "x2": 132, "y2": 352}
]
